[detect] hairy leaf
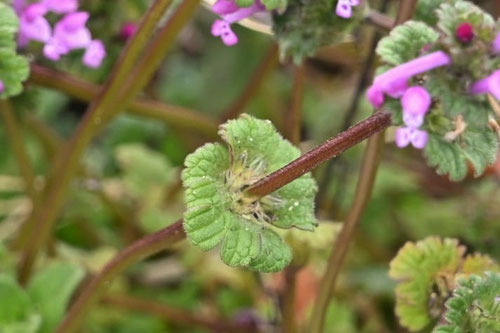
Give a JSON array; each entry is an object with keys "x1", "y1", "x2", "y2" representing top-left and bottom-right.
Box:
[
  {"x1": 433, "y1": 273, "x2": 500, "y2": 333},
  {"x1": 376, "y1": 21, "x2": 439, "y2": 66},
  {"x1": 182, "y1": 114, "x2": 317, "y2": 272}
]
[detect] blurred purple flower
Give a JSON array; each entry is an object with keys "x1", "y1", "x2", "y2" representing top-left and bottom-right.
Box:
[
  {"x1": 493, "y1": 32, "x2": 500, "y2": 54},
  {"x1": 42, "y1": 0, "x2": 78, "y2": 14},
  {"x1": 395, "y1": 127, "x2": 428, "y2": 149},
  {"x1": 120, "y1": 22, "x2": 137, "y2": 40},
  {"x1": 210, "y1": 0, "x2": 265, "y2": 46},
  {"x1": 83, "y1": 40, "x2": 106, "y2": 68},
  {"x1": 336, "y1": 0, "x2": 360, "y2": 19},
  {"x1": 470, "y1": 70, "x2": 500, "y2": 100},
  {"x1": 18, "y1": 3, "x2": 51, "y2": 45},
  {"x1": 0, "y1": 80, "x2": 4, "y2": 94},
  {"x1": 367, "y1": 51, "x2": 451, "y2": 108},
  {"x1": 401, "y1": 86, "x2": 431, "y2": 115}
]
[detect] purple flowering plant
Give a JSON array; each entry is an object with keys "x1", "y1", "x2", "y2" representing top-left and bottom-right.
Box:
[{"x1": 0, "y1": 1, "x2": 499, "y2": 333}]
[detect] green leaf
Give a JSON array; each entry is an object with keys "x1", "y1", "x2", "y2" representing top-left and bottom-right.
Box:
[
  {"x1": 0, "y1": 274, "x2": 41, "y2": 333},
  {"x1": 235, "y1": 0, "x2": 254, "y2": 7},
  {"x1": 27, "y1": 262, "x2": 85, "y2": 333},
  {"x1": 182, "y1": 114, "x2": 317, "y2": 273},
  {"x1": 0, "y1": 2, "x2": 18, "y2": 49},
  {"x1": 261, "y1": 0, "x2": 287, "y2": 11},
  {"x1": 376, "y1": 21, "x2": 439, "y2": 66},
  {"x1": 415, "y1": 0, "x2": 448, "y2": 26},
  {"x1": 389, "y1": 237, "x2": 465, "y2": 331},
  {"x1": 424, "y1": 129, "x2": 498, "y2": 182},
  {"x1": 433, "y1": 273, "x2": 500, "y2": 333}
]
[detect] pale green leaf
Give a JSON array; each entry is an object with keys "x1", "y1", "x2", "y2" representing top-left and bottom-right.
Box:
[
  {"x1": 27, "y1": 262, "x2": 85, "y2": 333},
  {"x1": 376, "y1": 21, "x2": 439, "y2": 66}
]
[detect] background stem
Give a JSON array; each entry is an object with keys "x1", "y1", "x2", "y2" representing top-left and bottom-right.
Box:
[
  {"x1": 285, "y1": 65, "x2": 305, "y2": 145},
  {"x1": 56, "y1": 220, "x2": 186, "y2": 333}
]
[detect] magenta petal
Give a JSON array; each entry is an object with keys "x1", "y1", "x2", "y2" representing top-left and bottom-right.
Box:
[
  {"x1": 221, "y1": 29, "x2": 238, "y2": 46},
  {"x1": 401, "y1": 86, "x2": 431, "y2": 115},
  {"x1": 348, "y1": 0, "x2": 360, "y2": 6},
  {"x1": 488, "y1": 70, "x2": 500, "y2": 100},
  {"x1": 410, "y1": 129, "x2": 428, "y2": 149},
  {"x1": 23, "y1": 4, "x2": 48, "y2": 20},
  {"x1": 0, "y1": 80, "x2": 4, "y2": 94},
  {"x1": 336, "y1": 1, "x2": 352, "y2": 19},
  {"x1": 211, "y1": 19, "x2": 226, "y2": 37},
  {"x1": 493, "y1": 32, "x2": 500, "y2": 54},
  {"x1": 212, "y1": 0, "x2": 239, "y2": 15},
  {"x1": 43, "y1": 37, "x2": 69, "y2": 61},
  {"x1": 403, "y1": 112, "x2": 425, "y2": 128},
  {"x1": 395, "y1": 127, "x2": 411, "y2": 148},
  {"x1": 222, "y1": 3, "x2": 265, "y2": 23},
  {"x1": 83, "y1": 40, "x2": 106, "y2": 68},
  {"x1": 367, "y1": 85, "x2": 385, "y2": 108},
  {"x1": 20, "y1": 15, "x2": 52, "y2": 43},
  {"x1": 58, "y1": 12, "x2": 90, "y2": 31},
  {"x1": 42, "y1": 0, "x2": 78, "y2": 14},
  {"x1": 384, "y1": 78, "x2": 408, "y2": 98},
  {"x1": 13, "y1": 0, "x2": 26, "y2": 15}
]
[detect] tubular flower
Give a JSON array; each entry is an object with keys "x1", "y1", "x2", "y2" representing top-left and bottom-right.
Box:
[
  {"x1": 336, "y1": 0, "x2": 360, "y2": 19},
  {"x1": 492, "y1": 32, "x2": 500, "y2": 54},
  {"x1": 395, "y1": 127, "x2": 428, "y2": 149},
  {"x1": 18, "y1": 3, "x2": 51, "y2": 45},
  {"x1": 210, "y1": 0, "x2": 266, "y2": 46},
  {"x1": 469, "y1": 70, "x2": 500, "y2": 100},
  {"x1": 367, "y1": 51, "x2": 451, "y2": 108},
  {"x1": 83, "y1": 40, "x2": 106, "y2": 68},
  {"x1": 41, "y1": 0, "x2": 78, "y2": 14}
]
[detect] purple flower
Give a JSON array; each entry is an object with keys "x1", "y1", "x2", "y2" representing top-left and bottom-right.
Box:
[
  {"x1": 12, "y1": 0, "x2": 26, "y2": 15},
  {"x1": 395, "y1": 127, "x2": 428, "y2": 149},
  {"x1": 44, "y1": 12, "x2": 92, "y2": 61},
  {"x1": 211, "y1": 19, "x2": 238, "y2": 46},
  {"x1": 120, "y1": 22, "x2": 137, "y2": 40},
  {"x1": 210, "y1": 0, "x2": 266, "y2": 46},
  {"x1": 0, "y1": 80, "x2": 4, "y2": 94},
  {"x1": 367, "y1": 51, "x2": 451, "y2": 108},
  {"x1": 336, "y1": 0, "x2": 360, "y2": 19},
  {"x1": 18, "y1": 3, "x2": 52, "y2": 45},
  {"x1": 401, "y1": 86, "x2": 431, "y2": 115},
  {"x1": 470, "y1": 70, "x2": 500, "y2": 100},
  {"x1": 493, "y1": 32, "x2": 500, "y2": 54},
  {"x1": 83, "y1": 40, "x2": 106, "y2": 68},
  {"x1": 42, "y1": 0, "x2": 78, "y2": 14}
]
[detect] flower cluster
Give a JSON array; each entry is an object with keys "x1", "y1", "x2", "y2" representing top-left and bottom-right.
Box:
[
  {"x1": 210, "y1": 0, "x2": 266, "y2": 46},
  {"x1": 367, "y1": 51, "x2": 452, "y2": 149},
  {"x1": 336, "y1": 0, "x2": 360, "y2": 19},
  {"x1": 14, "y1": 0, "x2": 106, "y2": 68}
]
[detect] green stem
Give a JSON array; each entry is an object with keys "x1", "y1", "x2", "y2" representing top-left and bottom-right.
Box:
[
  {"x1": 219, "y1": 43, "x2": 280, "y2": 122},
  {"x1": 102, "y1": 294, "x2": 255, "y2": 332},
  {"x1": 56, "y1": 220, "x2": 186, "y2": 333},
  {"x1": 17, "y1": 0, "x2": 183, "y2": 284},
  {"x1": 308, "y1": 132, "x2": 385, "y2": 333},
  {"x1": 29, "y1": 65, "x2": 218, "y2": 139},
  {"x1": 0, "y1": 100, "x2": 39, "y2": 204}
]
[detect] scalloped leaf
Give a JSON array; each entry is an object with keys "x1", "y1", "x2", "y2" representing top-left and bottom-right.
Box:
[
  {"x1": 0, "y1": 3, "x2": 29, "y2": 98},
  {"x1": 433, "y1": 273, "x2": 500, "y2": 333},
  {"x1": 460, "y1": 254, "x2": 499, "y2": 276},
  {"x1": 376, "y1": 21, "x2": 439, "y2": 66},
  {"x1": 415, "y1": 0, "x2": 448, "y2": 26},
  {"x1": 389, "y1": 237, "x2": 465, "y2": 331},
  {"x1": 182, "y1": 114, "x2": 317, "y2": 273},
  {"x1": 423, "y1": 129, "x2": 498, "y2": 182}
]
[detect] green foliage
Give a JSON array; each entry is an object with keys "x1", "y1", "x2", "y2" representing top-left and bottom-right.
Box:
[
  {"x1": 0, "y1": 3, "x2": 29, "y2": 98},
  {"x1": 376, "y1": 21, "x2": 439, "y2": 66},
  {"x1": 390, "y1": 237, "x2": 499, "y2": 331},
  {"x1": 0, "y1": 275, "x2": 40, "y2": 333},
  {"x1": 27, "y1": 263, "x2": 85, "y2": 333},
  {"x1": 423, "y1": 129, "x2": 498, "y2": 181},
  {"x1": 415, "y1": 0, "x2": 448, "y2": 26},
  {"x1": 433, "y1": 273, "x2": 500, "y2": 333},
  {"x1": 261, "y1": 0, "x2": 287, "y2": 11},
  {"x1": 272, "y1": 0, "x2": 365, "y2": 62},
  {"x1": 182, "y1": 114, "x2": 317, "y2": 272}
]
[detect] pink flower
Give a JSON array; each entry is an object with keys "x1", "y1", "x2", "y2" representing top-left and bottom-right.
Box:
[
  {"x1": 395, "y1": 127, "x2": 428, "y2": 149},
  {"x1": 210, "y1": 0, "x2": 266, "y2": 46},
  {"x1": 455, "y1": 22, "x2": 474, "y2": 44},
  {"x1": 0, "y1": 80, "x2": 4, "y2": 94},
  {"x1": 42, "y1": 0, "x2": 78, "y2": 14},
  {"x1": 18, "y1": 3, "x2": 52, "y2": 45},
  {"x1": 367, "y1": 51, "x2": 451, "y2": 108},
  {"x1": 336, "y1": 0, "x2": 361, "y2": 19},
  {"x1": 401, "y1": 86, "x2": 431, "y2": 115},
  {"x1": 492, "y1": 32, "x2": 500, "y2": 54},
  {"x1": 470, "y1": 70, "x2": 500, "y2": 100},
  {"x1": 120, "y1": 22, "x2": 137, "y2": 40},
  {"x1": 83, "y1": 40, "x2": 106, "y2": 68}
]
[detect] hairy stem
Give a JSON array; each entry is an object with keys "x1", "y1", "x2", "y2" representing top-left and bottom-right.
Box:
[
  {"x1": 219, "y1": 43, "x2": 280, "y2": 122},
  {"x1": 56, "y1": 220, "x2": 186, "y2": 333},
  {"x1": 308, "y1": 132, "x2": 385, "y2": 333},
  {"x1": 246, "y1": 111, "x2": 392, "y2": 198},
  {"x1": 285, "y1": 65, "x2": 305, "y2": 145},
  {"x1": 103, "y1": 294, "x2": 255, "y2": 332},
  {"x1": 29, "y1": 65, "x2": 218, "y2": 139},
  {"x1": 0, "y1": 101, "x2": 39, "y2": 204},
  {"x1": 17, "y1": 0, "x2": 189, "y2": 284}
]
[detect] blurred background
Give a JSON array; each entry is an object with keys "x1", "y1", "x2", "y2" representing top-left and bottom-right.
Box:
[{"x1": 1, "y1": 0, "x2": 499, "y2": 332}]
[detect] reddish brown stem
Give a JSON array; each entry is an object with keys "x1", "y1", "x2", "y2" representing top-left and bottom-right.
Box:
[
  {"x1": 246, "y1": 111, "x2": 392, "y2": 198},
  {"x1": 219, "y1": 43, "x2": 280, "y2": 122},
  {"x1": 56, "y1": 220, "x2": 186, "y2": 333},
  {"x1": 103, "y1": 294, "x2": 255, "y2": 332},
  {"x1": 285, "y1": 65, "x2": 305, "y2": 145}
]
